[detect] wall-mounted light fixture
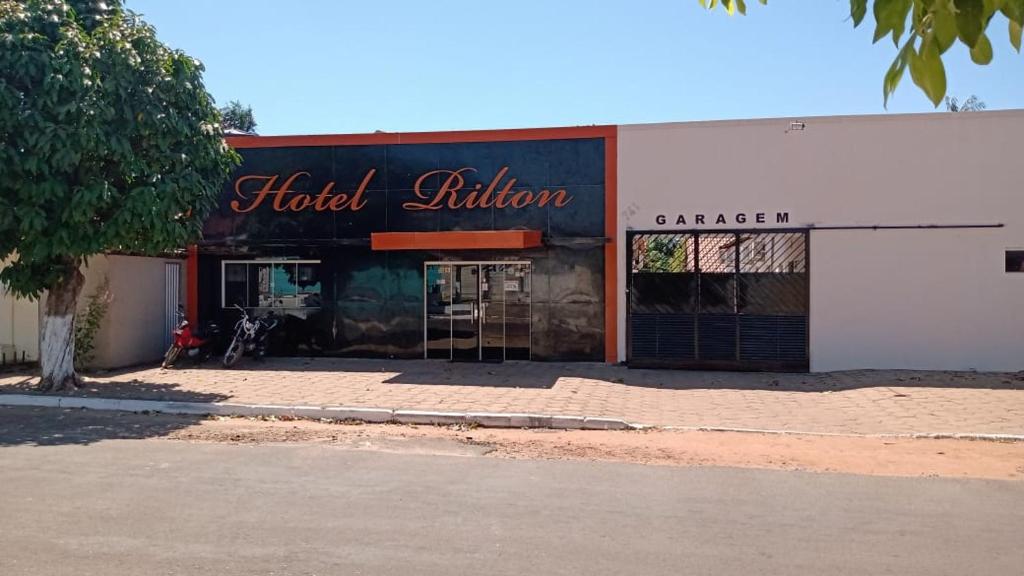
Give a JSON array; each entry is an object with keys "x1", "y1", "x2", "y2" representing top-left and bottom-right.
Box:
[{"x1": 785, "y1": 121, "x2": 806, "y2": 133}]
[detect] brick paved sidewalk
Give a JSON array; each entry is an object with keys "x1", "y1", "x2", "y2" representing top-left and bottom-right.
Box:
[{"x1": 3, "y1": 358, "x2": 1024, "y2": 436}]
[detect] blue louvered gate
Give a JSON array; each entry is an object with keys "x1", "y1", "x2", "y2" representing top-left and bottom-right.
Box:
[
  {"x1": 164, "y1": 262, "x2": 181, "y2": 350},
  {"x1": 627, "y1": 231, "x2": 809, "y2": 371}
]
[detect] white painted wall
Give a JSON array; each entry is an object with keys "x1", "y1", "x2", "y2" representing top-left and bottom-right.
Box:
[{"x1": 617, "y1": 110, "x2": 1024, "y2": 371}]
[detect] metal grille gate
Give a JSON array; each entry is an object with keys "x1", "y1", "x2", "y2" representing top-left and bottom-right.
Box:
[
  {"x1": 627, "y1": 230, "x2": 809, "y2": 371},
  {"x1": 164, "y1": 262, "x2": 181, "y2": 350}
]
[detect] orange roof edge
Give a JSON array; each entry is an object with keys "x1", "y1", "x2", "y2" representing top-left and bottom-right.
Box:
[
  {"x1": 227, "y1": 125, "x2": 616, "y2": 149},
  {"x1": 371, "y1": 230, "x2": 543, "y2": 251}
]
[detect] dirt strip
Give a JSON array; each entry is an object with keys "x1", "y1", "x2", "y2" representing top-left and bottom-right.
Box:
[{"x1": 167, "y1": 416, "x2": 1024, "y2": 481}]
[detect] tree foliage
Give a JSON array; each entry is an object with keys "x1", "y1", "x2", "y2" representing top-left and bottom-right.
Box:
[
  {"x1": 219, "y1": 99, "x2": 257, "y2": 134},
  {"x1": 945, "y1": 94, "x2": 987, "y2": 110},
  {"x1": 700, "y1": 0, "x2": 1023, "y2": 107},
  {"x1": 639, "y1": 237, "x2": 688, "y2": 273},
  {"x1": 0, "y1": 0, "x2": 239, "y2": 298}
]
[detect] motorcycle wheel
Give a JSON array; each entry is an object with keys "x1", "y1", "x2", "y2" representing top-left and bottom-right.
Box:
[
  {"x1": 197, "y1": 347, "x2": 212, "y2": 364},
  {"x1": 222, "y1": 338, "x2": 244, "y2": 368},
  {"x1": 161, "y1": 345, "x2": 182, "y2": 369}
]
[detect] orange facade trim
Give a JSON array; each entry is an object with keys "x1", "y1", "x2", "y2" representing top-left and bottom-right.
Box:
[
  {"x1": 603, "y1": 127, "x2": 618, "y2": 363},
  {"x1": 227, "y1": 125, "x2": 616, "y2": 149},
  {"x1": 186, "y1": 244, "x2": 199, "y2": 326},
  {"x1": 371, "y1": 230, "x2": 543, "y2": 251}
]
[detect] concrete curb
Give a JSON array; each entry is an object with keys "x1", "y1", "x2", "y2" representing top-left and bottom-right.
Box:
[
  {"x1": 660, "y1": 424, "x2": 1024, "y2": 442},
  {"x1": 2, "y1": 394, "x2": 1022, "y2": 441},
  {"x1": 0, "y1": 394, "x2": 641, "y2": 431}
]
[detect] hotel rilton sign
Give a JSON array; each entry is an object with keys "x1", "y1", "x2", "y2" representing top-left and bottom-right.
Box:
[{"x1": 230, "y1": 167, "x2": 573, "y2": 213}]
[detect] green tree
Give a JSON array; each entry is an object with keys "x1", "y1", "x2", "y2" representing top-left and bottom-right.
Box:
[
  {"x1": 945, "y1": 94, "x2": 987, "y2": 110},
  {"x1": 219, "y1": 100, "x2": 257, "y2": 134},
  {"x1": 701, "y1": 0, "x2": 1023, "y2": 106},
  {"x1": 0, "y1": 0, "x2": 239, "y2": 390},
  {"x1": 644, "y1": 237, "x2": 688, "y2": 272}
]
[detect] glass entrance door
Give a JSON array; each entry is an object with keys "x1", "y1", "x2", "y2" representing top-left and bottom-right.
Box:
[
  {"x1": 451, "y1": 264, "x2": 480, "y2": 361},
  {"x1": 503, "y1": 263, "x2": 531, "y2": 360},
  {"x1": 424, "y1": 264, "x2": 453, "y2": 359},
  {"x1": 424, "y1": 262, "x2": 531, "y2": 361}
]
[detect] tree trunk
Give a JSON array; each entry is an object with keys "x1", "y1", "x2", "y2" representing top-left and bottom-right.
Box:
[{"x1": 39, "y1": 265, "x2": 85, "y2": 392}]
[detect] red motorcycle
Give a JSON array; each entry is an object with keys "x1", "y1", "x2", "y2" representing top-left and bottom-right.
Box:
[{"x1": 162, "y1": 307, "x2": 221, "y2": 368}]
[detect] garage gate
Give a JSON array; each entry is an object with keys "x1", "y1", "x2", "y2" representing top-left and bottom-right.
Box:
[{"x1": 627, "y1": 230, "x2": 809, "y2": 371}]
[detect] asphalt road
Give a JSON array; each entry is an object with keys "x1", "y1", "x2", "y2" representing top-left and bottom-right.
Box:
[{"x1": 1, "y1": 408, "x2": 1022, "y2": 575}]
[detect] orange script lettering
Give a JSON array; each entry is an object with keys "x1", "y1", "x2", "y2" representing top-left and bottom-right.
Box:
[
  {"x1": 402, "y1": 167, "x2": 573, "y2": 211},
  {"x1": 230, "y1": 170, "x2": 376, "y2": 213}
]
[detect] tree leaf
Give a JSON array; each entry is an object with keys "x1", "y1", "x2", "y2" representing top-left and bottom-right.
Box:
[
  {"x1": 953, "y1": 0, "x2": 985, "y2": 47},
  {"x1": 970, "y1": 31, "x2": 994, "y2": 63},
  {"x1": 1011, "y1": 19, "x2": 1023, "y2": 51},
  {"x1": 883, "y1": 40, "x2": 914, "y2": 107},
  {"x1": 701, "y1": 0, "x2": 766, "y2": 15},
  {"x1": 932, "y1": 4, "x2": 959, "y2": 53},
  {"x1": 851, "y1": 0, "x2": 868, "y2": 26},
  {"x1": 1003, "y1": 0, "x2": 1024, "y2": 25},
  {"x1": 873, "y1": 0, "x2": 912, "y2": 45},
  {"x1": 908, "y1": 39, "x2": 947, "y2": 106}
]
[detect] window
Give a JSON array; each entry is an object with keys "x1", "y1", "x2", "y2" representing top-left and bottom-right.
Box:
[
  {"x1": 740, "y1": 238, "x2": 768, "y2": 266},
  {"x1": 718, "y1": 245, "x2": 734, "y2": 266},
  {"x1": 222, "y1": 260, "x2": 322, "y2": 308},
  {"x1": 1007, "y1": 250, "x2": 1024, "y2": 273}
]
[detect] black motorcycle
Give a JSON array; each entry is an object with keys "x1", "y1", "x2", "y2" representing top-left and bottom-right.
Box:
[{"x1": 222, "y1": 306, "x2": 279, "y2": 368}]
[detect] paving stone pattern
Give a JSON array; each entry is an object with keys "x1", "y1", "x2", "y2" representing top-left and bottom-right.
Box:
[{"x1": 2, "y1": 359, "x2": 1023, "y2": 436}]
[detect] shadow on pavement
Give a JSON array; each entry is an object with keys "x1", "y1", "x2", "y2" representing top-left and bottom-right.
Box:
[
  {"x1": 0, "y1": 406, "x2": 203, "y2": 447},
  {"x1": 0, "y1": 374, "x2": 232, "y2": 403},
  {"x1": 612, "y1": 368, "x2": 1024, "y2": 392},
  {"x1": 3, "y1": 359, "x2": 1023, "y2": 396},
  {"x1": 262, "y1": 358, "x2": 1024, "y2": 393},
  {"x1": 117, "y1": 359, "x2": 564, "y2": 390}
]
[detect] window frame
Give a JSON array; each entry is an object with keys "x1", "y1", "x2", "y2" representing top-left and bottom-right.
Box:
[
  {"x1": 221, "y1": 259, "x2": 322, "y2": 309},
  {"x1": 1006, "y1": 250, "x2": 1024, "y2": 274}
]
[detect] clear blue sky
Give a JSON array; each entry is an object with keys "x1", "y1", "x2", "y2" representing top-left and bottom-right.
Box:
[{"x1": 128, "y1": 0, "x2": 1024, "y2": 135}]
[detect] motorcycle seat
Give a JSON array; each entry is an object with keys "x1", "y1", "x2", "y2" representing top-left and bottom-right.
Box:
[{"x1": 193, "y1": 323, "x2": 220, "y2": 339}]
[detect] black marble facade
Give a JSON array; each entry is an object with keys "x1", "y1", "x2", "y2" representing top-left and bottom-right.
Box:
[{"x1": 198, "y1": 138, "x2": 607, "y2": 361}]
